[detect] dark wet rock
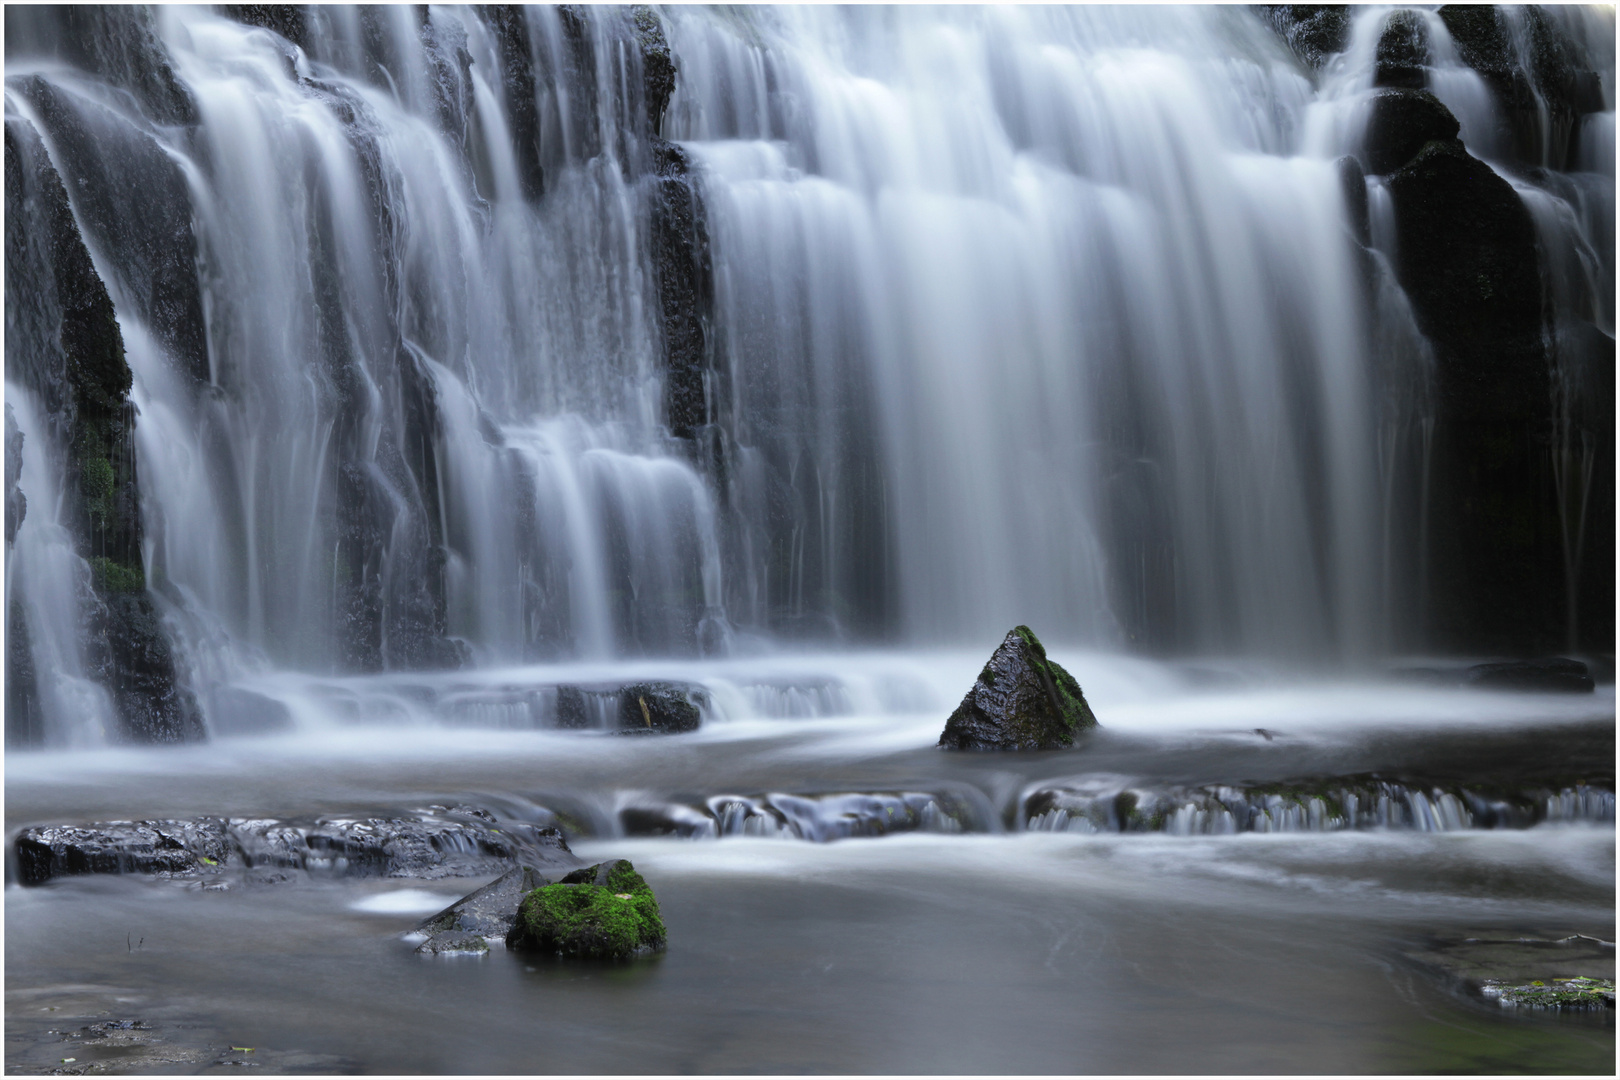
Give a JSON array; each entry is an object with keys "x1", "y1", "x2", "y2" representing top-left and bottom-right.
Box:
[
  {"x1": 483, "y1": 5, "x2": 545, "y2": 202},
  {"x1": 14, "y1": 809, "x2": 576, "y2": 886},
  {"x1": 94, "y1": 591, "x2": 207, "y2": 743},
  {"x1": 1258, "y1": 6, "x2": 1350, "y2": 73},
  {"x1": 10, "y1": 75, "x2": 210, "y2": 384},
  {"x1": 416, "y1": 865, "x2": 557, "y2": 939},
  {"x1": 617, "y1": 682, "x2": 702, "y2": 734},
  {"x1": 650, "y1": 141, "x2": 714, "y2": 443},
  {"x1": 507, "y1": 859, "x2": 666, "y2": 959},
  {"x1": 1375, "y1": 9, "x2": 1430, "y2": 89},
  {"x1": 552, "y1": 681, "x2": 705, "y2": 732},
  {"x1": 939, "y1": 626, "x2": 1099, "y2": 751},
  {"x1": 219, "y1": 5, "x2": 310, "y2": 51},
  {"x1": 6, "y1": 598, "x2": 41, "y2": 747},
  {"x1": 1385, "y1": 137, "x2": 1559, "y2": 655},
  {"x1": 1438, "y1": 5, "x2": 1603, "y2": 169},
  {"x1": 1466, "y1": 657, "x2": 1595, "y2": 693},
  {"x1": 249, "y1": 814, "x2": 572, "y2": 881},
  {"x1": 2, "y1": 6, "x2": 197, "y2": 126},
  {"x1": 15, "y1": 819, "x2": 232, "y2": 884},
  {"x1": 415, "y1": 931, "x2": 491, "y2": 956},
  {"x1": 4, "y1": 110, "x2": 204, "y2": 743},
  {"x1": 5, "y1": 403, "x2": 24, "y2": 547},
  {"x1": 632, "y1": 6, "x2": 676, "y2": 135},
  {"x1": 1362, "y1": 89, "x2": 1460, "y2": 175}
]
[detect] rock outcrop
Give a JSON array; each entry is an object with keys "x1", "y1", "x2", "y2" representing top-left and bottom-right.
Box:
[
  {"x1": 1362, "y1": 89, "x2": 1461, "y2": 175},
  {"x1": 938, "y1": 626, "x2": 1099, "y2": 751},
  {"x1": 4, "y1": 113, "x2": 203, "y2": 744},
  {"x1": 506, "y1": 859, "x2": 667, "y2": 959},
  {"x1": 13, "y1": 807, "x2": 575, "y2": 886},
  {"x1": 1374, "y1": 9, "x2": 1430, "y2": 89}
]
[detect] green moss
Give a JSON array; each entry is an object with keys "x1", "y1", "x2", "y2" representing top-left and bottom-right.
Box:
[
  {"x1": 509, "y1": 861, "x2": 665, "y2": 960},
  {"x1": 1013, "y1": 624, "x2": 1098, "y2": 738},
  {"x1": 90, "y1": 556, "x2": 144, "y2": 593},
  {"x1": 79, "y1": 455, "x2": 115, "y2": 500}
]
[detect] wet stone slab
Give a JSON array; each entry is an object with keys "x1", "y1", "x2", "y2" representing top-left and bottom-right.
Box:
[{"x1": 13, "y1": 805, "x2": 578, "y2": 886}]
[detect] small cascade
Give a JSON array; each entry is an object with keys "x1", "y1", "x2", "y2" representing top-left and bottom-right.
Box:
[
  {"x1": 1024, "y1": 776, "x2": 1616, "y2": 835},
  {"x1": 620, "y1": 789, "x2": 980, "y2": 842}
]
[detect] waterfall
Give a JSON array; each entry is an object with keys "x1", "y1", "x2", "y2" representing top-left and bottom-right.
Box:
[{"x1": 3, "y1": 5, "x2": 1612, "y2": 746}]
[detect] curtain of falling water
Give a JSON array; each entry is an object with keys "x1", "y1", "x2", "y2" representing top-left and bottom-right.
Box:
[
  {"x1": 12, "y1": 4, "x2": 1568, "y2": 745},
  {"x1": 669, "y1": 6, "x2": 1385, "y2": 655}
]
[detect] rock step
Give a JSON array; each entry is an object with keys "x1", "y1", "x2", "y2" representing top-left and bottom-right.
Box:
[{"x1": 13, "y1": 806, "x2": 576, "y2": 886}]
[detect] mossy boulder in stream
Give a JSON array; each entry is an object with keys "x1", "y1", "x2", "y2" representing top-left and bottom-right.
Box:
[
  {"x1": 506, "y1": 859, "x2": 666, "y2": 959},
  {"x1": 938, "y1": 626, "x2": 1099, "y2": 751}
]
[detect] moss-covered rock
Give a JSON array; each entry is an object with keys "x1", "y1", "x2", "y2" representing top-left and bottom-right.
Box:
[
  {"x1": 506, "y1": 859, "x2": 666, "y2": 959},
  {"x1": 938, "y1": 626, "x2": 1099, "y2": 751},
  {"x1": 1482, "y1": 977, "x2": 1615, "y2": 1010}
]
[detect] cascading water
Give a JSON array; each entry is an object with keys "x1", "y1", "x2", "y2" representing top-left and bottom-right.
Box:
[
  {"x1": 2, "y1": 4, "x2": 1527, "y2": 744},
  {"x1": 3, "y1": 9, "x2": 1614, "y2": 1073}
]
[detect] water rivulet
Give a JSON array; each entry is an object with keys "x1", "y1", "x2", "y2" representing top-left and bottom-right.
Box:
[{"x1": 3, "y1": 6, "x2": 1613, "y2": 742}]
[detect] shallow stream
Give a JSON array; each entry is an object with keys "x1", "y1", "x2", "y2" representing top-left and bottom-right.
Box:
[{"x1": 7, "y1": 652, "x2": 1614, "y2": 1073}]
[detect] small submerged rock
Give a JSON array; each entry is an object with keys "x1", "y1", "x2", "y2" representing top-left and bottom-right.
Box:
[
  {"x1": 1466, "y1": 657, "x2": 1595, "y2": 694},
  {"x1": 1482, "y1": 976, "x2": 1615, "y2": 1010},
  {"x1": 939, "y1": 626, "x2": 1099, "y2": 751},
  {"x1": 414, "y1": 864, "x2": 558, "y2": 950},
  {"x1": 506, "y1": 859, "x2": 666, "y2": 960}
]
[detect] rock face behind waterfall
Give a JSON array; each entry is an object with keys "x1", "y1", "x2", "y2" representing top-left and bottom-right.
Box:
[
  {"x1": 939, "y1": 627, "x2": 1099, "y2": 751},
  {"x1": 3, "y1": 114, "x2": 202, "y2": 744}
]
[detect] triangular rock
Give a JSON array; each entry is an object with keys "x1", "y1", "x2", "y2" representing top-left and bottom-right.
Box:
[{"x1": 938, "y1": 626, "x2": 1099, "y2": 751}]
